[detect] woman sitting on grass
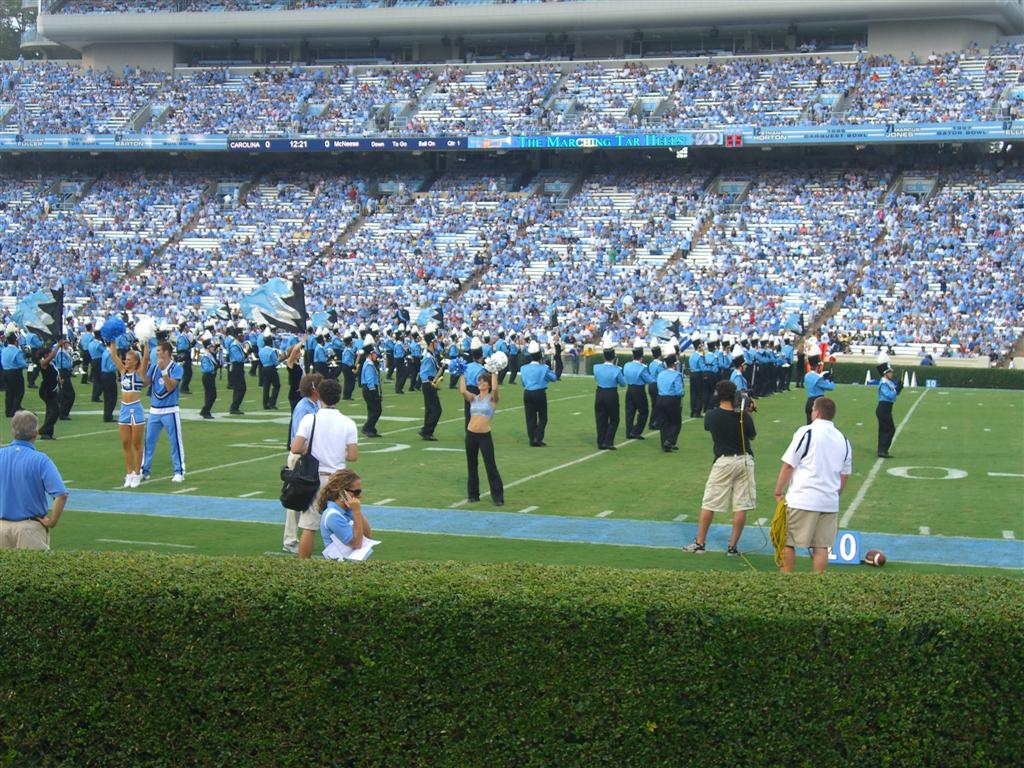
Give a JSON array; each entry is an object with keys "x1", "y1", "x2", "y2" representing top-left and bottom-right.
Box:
[{"x1": 318, "y1": 469, "x2": 371, "y2": 553}]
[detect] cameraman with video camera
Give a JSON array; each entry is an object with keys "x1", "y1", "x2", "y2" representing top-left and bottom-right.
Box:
[{"x1": 684, "y1": 379, "x2": 756, "y2": 555}]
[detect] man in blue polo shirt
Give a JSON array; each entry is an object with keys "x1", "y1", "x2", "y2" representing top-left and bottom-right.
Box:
[{"x1": 0, "y1": 411, "x2": 67, "y2": 550}]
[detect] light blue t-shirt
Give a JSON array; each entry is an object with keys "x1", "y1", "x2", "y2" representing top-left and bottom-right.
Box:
[
  {"x1": 289, "y1": 397, "x2": 319, "y2": 442},
  {"x1": 320, "y1": 500, "x2": 354, "y2": 548},
  {"x1": 0, "y1": 440, "x2": 67, "y2": 522}
]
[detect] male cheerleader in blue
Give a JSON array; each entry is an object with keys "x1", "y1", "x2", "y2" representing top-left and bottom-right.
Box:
[{"x1": 142, "y1": 341, "x2": 186, "y2": 483}]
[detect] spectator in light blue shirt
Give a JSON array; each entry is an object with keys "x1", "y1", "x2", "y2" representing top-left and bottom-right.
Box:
[{"x1": 0, "y1": 410, "x2": 67, "y2": 550}]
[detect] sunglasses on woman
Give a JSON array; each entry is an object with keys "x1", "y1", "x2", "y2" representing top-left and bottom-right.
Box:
[{"x1": 346, "y1": 488, "x2": 363, "y2": 498}]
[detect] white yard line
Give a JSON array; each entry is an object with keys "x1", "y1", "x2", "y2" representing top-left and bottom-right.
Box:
[
  {"x1": 171, "y1": 487, "x2": 198, "y2": 495},
  {"x1": 147, "y1": 451, "x2": 286, "y2": 484},
  {"x1": 672, "y1": 514, "x2": 688, "y2": 522},
  {"x1": 450, "y1": 417, "x2": 696, "y2": 506},
  {"x1": 840, "y1": 390, "x2": 928, "y2": 528},
  {"x1": 97, "y1": 539, "x2": 196, "y2": 549},
  {"x1": 989, "y1": 472, "x2": 1024, "y2": 478},
  {"x1": 51, "y1": 428, "x2": 116, "y2": 441},
  {"x1": 518, "y1": 505, "x2": 538, "y2": 514},
  {"x1": 238, "y1": 491, "x2": 263, "y2": 498},
  {"x1": 372, "y1": 498, "x2": 396, "y2": 506},
  {"x1": 1003, "y1": 530, "x2": 1016, "y2": 540},
  {"x1": 377, "y1": 392, "x2": 592, "y2": 437},
  {"x1": 919, "y1": 526, "x2": 931, "y2": 535},
  {"x1": 596, "y1": 510, "x2": 614, "y2": 518}
]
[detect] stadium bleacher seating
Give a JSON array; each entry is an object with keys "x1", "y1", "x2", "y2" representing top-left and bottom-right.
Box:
[
  {"x1": 7, "y1": 161, "x2": 1015, "y2": 356},
  {"x1": 2, "y1": 43, "x2": 1023, "y2": 136}
]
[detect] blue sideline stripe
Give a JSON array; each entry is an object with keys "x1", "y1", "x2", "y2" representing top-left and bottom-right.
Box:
[{"x1": 68, "y1": 490, "x2": 1024, "y2": 570}]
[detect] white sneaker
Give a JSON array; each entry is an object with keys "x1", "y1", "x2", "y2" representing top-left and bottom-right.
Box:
[
  {"x1": 282, "y1": 542, "x2": 299, "y2": 554},
  {"x1": 123, "y1": 474, "x2": 133, "y2": 488},
  {"x1": 171, "y1": 474, "x2": 185, "y2": 483},
  {"x1": 130, "y1": 474, "x2": 141, "y2": 488}
]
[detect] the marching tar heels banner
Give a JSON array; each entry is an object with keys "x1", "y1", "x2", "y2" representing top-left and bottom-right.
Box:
[
  {"x1": 12, "y1": 287, "x2": 64, "y2": 341},
  {"x1": 239, "y1": 279, "x2": 307, "y2": 335},
  {"x1": 2, "y1": 120, "x2": 1024, "y2": 154}
]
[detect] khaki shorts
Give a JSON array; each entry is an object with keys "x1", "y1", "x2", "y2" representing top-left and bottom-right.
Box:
[
  {"x1": 785, "y1": 507, "x2": 838, "y2": 549},
  {"x1": 700, "y1": 455, "x2": 756, "y2": 513},
  {"x1": 0, "y1": 519, "x2": 50, "y2": 551},
  {"x1": 298, "y1": 473, "x2": 331, "y2": 531}
]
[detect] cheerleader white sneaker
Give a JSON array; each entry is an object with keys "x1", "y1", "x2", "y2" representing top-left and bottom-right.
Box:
[
  {"x1": 171, "y1": 474, "x2": 185, "y2": 483},
  {"x1": 123, "y1": 474, "x2": 134, "y2": 488},
  {"x1": 130, "y1": 474, "x2": 141, "y2": 488}
]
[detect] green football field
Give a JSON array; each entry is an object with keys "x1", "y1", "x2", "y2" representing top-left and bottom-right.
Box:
[{"x1": 14, "y1": 370, "x2": 1024, "y2": 574}]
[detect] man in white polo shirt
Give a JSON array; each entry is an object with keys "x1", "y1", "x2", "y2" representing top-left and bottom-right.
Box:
[
  {"x1": 774, "y1": 397, "x2": 851, "y2": 573},
  {"x1": 289, "y1": 378, "x2": 358, "y2": 559}
]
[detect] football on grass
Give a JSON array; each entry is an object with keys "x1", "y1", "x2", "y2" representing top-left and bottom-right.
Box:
[{"x1": 864, "y1": 549, "x2": 887, "y2": 567}]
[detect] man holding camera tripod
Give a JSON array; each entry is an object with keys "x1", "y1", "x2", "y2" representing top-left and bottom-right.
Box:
[{"x1": 683, "y1": 380, "x2": 756, "y2": 555}]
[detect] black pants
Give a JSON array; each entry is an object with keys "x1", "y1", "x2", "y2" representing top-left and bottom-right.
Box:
[
  {"x1": 262, "y1": 366, "x2": 280, "y2": 409},
  {"x1": 657, "y1": 395, "x2": 682, "y2": 449},
  {"x1": 594, "y1": 387, "x2": 620, "y2": 448},
  {"x1": 625, "y1": 384, "x2": 648, "y2": 438},
  {"x1": 80, "y1": 351, "x2": 91, "y2": 384},
  {"x1": 101, "y1": 371, "x2": 117, "y2": 421},
  {"x1": 395, "y1": 359, "x2": 408, "y2": 393},
  {"x1": 805, "y1": 397, "x2": 816, "y2": 425},
  {"x1": 647, "y1": 382, "x2": 660, "y2": 429},
  {"x1": 27, "y1": 364, "x2": 39, "y2": 388},
  {"x1": 59, "y1": 372, "x2": 75, "y2": 418},
  {"x1": 201, "y1": 372, "x2": 217, "y2": 416},
  {"x1": 877, "y1": 401, "x2": 896, "y2": 454},
  {"x1": 523, "y1": 389, "x2": 548, "y2": 445},
  {"x1": 249, "y1": 358, "x2": 259, "y2": 377},
  {"x1": 449, "y1": 363, "x2": 460, "y2": 389},
  {"x1": 554, "y1": 354, "x2": 563, "y2": 380},
  {"x1": 702, "y1": 372, "x2": 717, "y2": 412},
  {"x1": 689, "y1": 373, "x2": 703, "y2": 417},
  {"x1": 466, "y1": 430, "x2": 503, "y2": 503},
  {"x1": 362, "y1": 386, "x2": 382, "y2": 435},
  {"x1": 410, "y1": 360, "x2": 422, "y2": 391},
  {"x1": 91, "y1": 359, "x2": 103, "y2": 401},
  {"x1": 421, "y1": 383, "x2": 441, "y2": 437},
  {"x1": 229, "y1": 362, "x2": 246, "y2": 412},
  {"x1": 39, "y1": 393, "x2": 60, "y2": 438},
  {"x1": 795, "y1": 356, "x2": 805, "y2": 387},
  {"x1": 341, "y1": 364, "x2": 355, "y2": 400},
  {"x1": 178, "y1": 359, "x2": 191, "y2": 394},
  {"x1": 3, "y1": 370, "x2": 24, "y2": 417},
  {"x1": 508, "y1": 359, "x2": 519, "y2": 384},
  {"x1": 385, "y1": 353, "x2": 395, "y2": 380}
]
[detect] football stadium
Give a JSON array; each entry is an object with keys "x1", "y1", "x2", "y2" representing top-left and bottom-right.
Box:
[{"x1": 1, "y1": 0, "x2": 1023, "y2": 765}]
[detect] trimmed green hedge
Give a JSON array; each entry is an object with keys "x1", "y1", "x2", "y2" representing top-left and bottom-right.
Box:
[
  {"x1": 825, "y1": 361, "x2": 1024, "y2": 390},
  {"x1": 583, "y1": 354, "x2": 1024, "y2": 389},
  {"x1": 2, "y1": 553, "x2": 1022, "y2": 767}
]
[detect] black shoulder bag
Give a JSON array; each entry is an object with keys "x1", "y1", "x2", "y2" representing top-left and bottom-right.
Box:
[{"x1": 280, "y1": 415, "x2": 321, "y2": 510}]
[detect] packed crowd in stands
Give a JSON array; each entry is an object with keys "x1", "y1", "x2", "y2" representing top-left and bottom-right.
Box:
[
  {"x1": 0, "y1": 162, "x2": 1020, "y2": 358},
  {"x1": 835, "y1": 161, "x2": 1024, "y2": 355},
  {"x1": 2, "y1": 42, "x2": 1023, "y2": 136}
]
